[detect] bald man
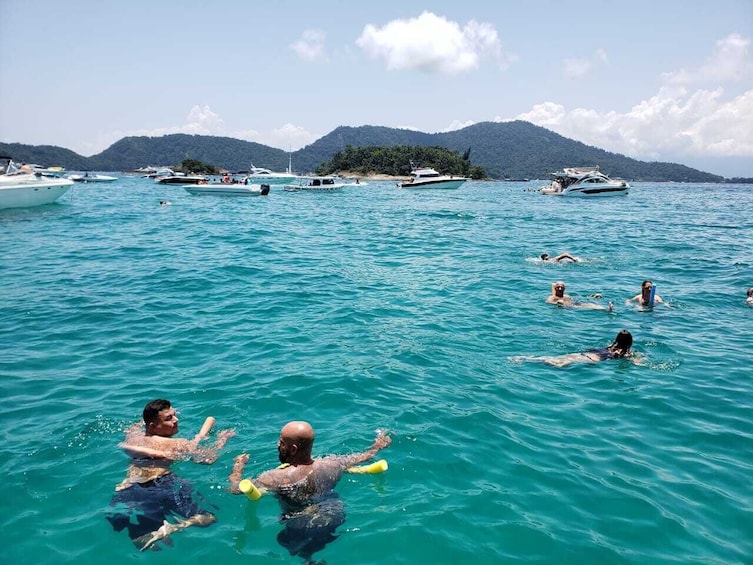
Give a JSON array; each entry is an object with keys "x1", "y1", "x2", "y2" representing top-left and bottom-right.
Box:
[{"x1": 229, "y1": 421, "x2": 391, "y2": 561}]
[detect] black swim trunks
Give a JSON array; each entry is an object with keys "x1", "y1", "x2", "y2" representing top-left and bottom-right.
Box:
[{"x1": 106, "y1": 473, "x2": 215, "y2": 540}]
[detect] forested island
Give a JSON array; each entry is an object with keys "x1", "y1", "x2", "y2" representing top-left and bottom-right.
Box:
[{"x1": 2, "y1": 121, "x2": 749, "y2": 183}]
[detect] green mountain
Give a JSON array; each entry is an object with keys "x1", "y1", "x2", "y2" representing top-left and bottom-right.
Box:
[{"x1": 0, "y1": 121, "x2": 725, "y2": 182}]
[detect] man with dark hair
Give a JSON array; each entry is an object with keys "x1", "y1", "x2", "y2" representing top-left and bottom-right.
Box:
[
  {"x1": 229, "y1": 421, "x2": 390, "y2": 562},
  {"x1": 107, "y1": 399, "x2": 234, "y2": 551}
]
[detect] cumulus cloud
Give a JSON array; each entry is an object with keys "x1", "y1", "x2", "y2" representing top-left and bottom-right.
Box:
[
  {"x1": 508, "y1": 34, "x2": 753, "y2": 162},
  {"x1": 290, "y1": 29, "x2": 328, "y2": 63},
  {"x1": 663, "y1": 33, "x2": 751, "y2": 85},
  {"x1": 356, "y1": 11, "x2": 511, "y2": 75}
]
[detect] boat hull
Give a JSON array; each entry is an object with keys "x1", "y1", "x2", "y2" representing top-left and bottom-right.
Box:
[
  {"x1": 400, "y1": 178, "x2": 467, "y2": 189},
  {"x1": 0, "y1": 178, "x2": 74, "y2": 209},
  {"x1": 183, "y1": 183, "x2": 270, "y2": 196}
]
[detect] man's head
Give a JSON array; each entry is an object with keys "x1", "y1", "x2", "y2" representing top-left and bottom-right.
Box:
[
  {"x1": 143, "y1": 399, "x2": 179, "y2": 437},
  {"x1": 553, "y1": 281, "x2": 566, "y2": 297},
  {"x1": 277, "y1": 421, "x2": 315, "y2": 465},
  {"x1": 541, "y1": 254, "x2": 549, "y2": 261}
]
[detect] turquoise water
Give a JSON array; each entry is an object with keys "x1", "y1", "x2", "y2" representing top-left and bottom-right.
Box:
[{"x1": 1, "y1": 177, "x2": 752, "y2": 564}]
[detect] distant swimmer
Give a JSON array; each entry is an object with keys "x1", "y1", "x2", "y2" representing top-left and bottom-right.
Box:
[
  {"x1": 509, "y1": 329, "x2": 639, "y2": 367},
  {"x1": 747, "y1": 287, "x2": 753, "y2": 307},
  {"x1": 546, "y1": 281, "x2": 613, "y2": 311},
  {"x1": 159, "y1": 200, "x2": 172, "y2": 206},
  {"x1": 626, "y1": 280, "x2": 666, "y2": 308},
  {"x1": 229, "y1": 421, "x2": 391, "y2": 563},
  {"x1": 106, "y1": 399, "x2": 234, "y2": 551},
  {"x1": 541, "y1": 253, "x2": 580, "y2": 263}
]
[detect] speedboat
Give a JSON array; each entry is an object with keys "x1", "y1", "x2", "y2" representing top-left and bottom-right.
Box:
[
  {"x1": 68, "y1": 172, "x2": 118, "y2": 183},
  {"x1": 0, "y1": 157, "x2": 74, "y2": 209},
  {"x1": 399, "y1": 163, "x2": 468, "y2": 189},
  {"x1": 155, "y1": 172, "x2": 207, "y2": 184},
  {"x1": 183, "y1": 182, "x2": 271, "y2": 196},
  {"x1": 540, "y1": 166, "x2": 629, "y2": 197},
  {"x1": 283, "y1": 176, "x2": 346, "y2": 192},
  {"x1": 244, "y1": 162, "x2": 297, "y2": 185},
  {"x1": 33, "y1": 165, "x2": 67, "y2": 178}
]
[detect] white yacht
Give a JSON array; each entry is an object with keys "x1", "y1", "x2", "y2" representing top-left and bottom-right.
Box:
[
  {"x1": 245, "y1": 161, "x2": 297, "y2": 185},
  {"x1": 0, "y1": 157, "x2": 74, "y2": 209},
  {"x1": 540, "y1": 166, "x2": 630, "y2": 197},
  {"x1": 399, "y1": 163, "x2": 468, "y2": 189},
  {"x1": 283, "y1": 176, "x2": 346, "y2": 192}
]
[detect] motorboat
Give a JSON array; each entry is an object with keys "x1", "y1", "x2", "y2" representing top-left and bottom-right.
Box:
[
  {"x1": 283, "y1": 176, "x2": 346, "y2": 192},
  {"x1": 68, "y1": 172, "x2": 118, "y2": 183},
  {"x1": 33, "y1": 165, "x2": 67, "y2": 178},
  {"x1": 155, "y1": 172, "x2": 207, "y2": 184},
  {"x1": 183, "y1": 182, "x2": 271, "y2": 196},
  {"x1": 244, "y1": 162, "x2": 297, "y2": 185},
  {"x1": 540, "y1": 166, "x2": 630, "y2": 197},
  {"x1": 399, "y1": 163, "x2": 468, "y2": 189},
  {"x1": 0, "y1": 157, "x2": 74, "y2": 209}
]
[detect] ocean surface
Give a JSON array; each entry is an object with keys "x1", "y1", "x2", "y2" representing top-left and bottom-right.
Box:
[{"x1": 1, "y1": 176, "x2": 752, "y2": 564}]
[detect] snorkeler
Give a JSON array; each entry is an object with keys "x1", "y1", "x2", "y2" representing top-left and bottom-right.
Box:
[
  {"x1": 229, "y1": 421, "x2": 391, "y2": 562},
  {"x1": 106, "y1": 399, "x2": 234, "y2": 551},
  {"x1": 509, "y1": 329, "x2": 637, "y2": 368}
]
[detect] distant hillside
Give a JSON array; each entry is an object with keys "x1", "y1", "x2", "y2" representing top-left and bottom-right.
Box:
[{"x1": 1, "y1": 122, "x2": 725, "y2": 182}]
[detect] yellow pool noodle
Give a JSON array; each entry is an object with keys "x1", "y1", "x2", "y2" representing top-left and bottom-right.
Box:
[
  {"x1": 239, "y1": 479, "x2": 263, "y2": 501},
  {"x1": 347, "y1": 459, "x2": 388, "y2": 474}
]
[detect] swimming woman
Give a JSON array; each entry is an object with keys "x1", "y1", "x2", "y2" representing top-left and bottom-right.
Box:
[
  {"x1": 509, "y1": 329, "x2": 637, "y2": 367},
  {"x1": 540, "y1": 253, "x2": 579, "y2": 263},
  {"x1": 746, "y1": 287, "x2": 753, "y2": 307}
]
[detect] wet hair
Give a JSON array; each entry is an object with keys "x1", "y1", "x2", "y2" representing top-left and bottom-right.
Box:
[
  {"x1": 608, "y1": 330, "x2": 633, "y2": 358},
  {"x1": 641, "y1": 280, "x2": 653, "y2": 290},
  {"x1": 747, "y1": 287, "x2": 753, "y2": 297},
  {"x1": 541, "y1": 254, "x2": 549, "y2": 260},
  {"x1": 143, "y1": 399, "x2": 171, "y2": 425}
]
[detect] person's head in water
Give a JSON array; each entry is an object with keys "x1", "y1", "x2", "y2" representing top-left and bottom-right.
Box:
[
  {"x1": 277, "y1": 421, "x2": 315, "y2": 465},
  {"x1": 541, "y1": 253, "x2": 550, "y2": 261},
  {"x1": 641, "y1": 280, "x2": 654, "y2": 301},
  {"x1": 143, "y1": 398, "x2": 179, "y2": 437},
  {"x1": 552, "y1": 281, "x2": 566, "y2": 298},
  {"x1": 608, "y1": 330, "x2": 633, "y2": 358}
]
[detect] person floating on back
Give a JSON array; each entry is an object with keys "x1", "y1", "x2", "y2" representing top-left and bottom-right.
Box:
[{"x1": 546, "y1": 281, "x2": 613, "y2": 311}]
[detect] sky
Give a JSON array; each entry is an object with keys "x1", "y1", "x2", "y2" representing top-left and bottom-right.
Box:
[{"x1": 1, "y1": 0, "x2": 752, "y2": 177}]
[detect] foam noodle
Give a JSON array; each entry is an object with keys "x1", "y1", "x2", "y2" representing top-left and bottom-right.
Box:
[
  {"x1": 239, "y1": 479, "x2": 263, "y2": 501},
  {"x1": 649, "y1": 285, "x2": 657, "y2": 306},
  {"x1": 347, "y1": 459, "x2": 388, "y2": 474}
]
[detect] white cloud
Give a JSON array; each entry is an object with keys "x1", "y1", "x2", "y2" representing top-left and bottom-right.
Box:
[
  {"x1": 663, "y1": 33, "x2": 751, "y2": 85},
  {"x1": 442, "y1": 119, "x2": 475, "y2": 132},
  {"x1": 356, "y1": 11, "x2": 511, "y2": 75},
  {"x1": 511, "y1": 86, "x2": 753, "y2": 159},
  {"x1": 563, "y1": 48, "x2": 608, "y2": 78},
  {"x1": 290, "y1": 29, "x2": 328, "y2": 63},
  {"x1": 507, "y1": 34, "x2": 753, "y2": 164}
]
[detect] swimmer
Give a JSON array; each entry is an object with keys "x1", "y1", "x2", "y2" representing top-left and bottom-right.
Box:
[
  {"x1": 106, "y1": 399, "x2": 234, "y2": 551},
  {"x1": 746, "y1": 287, "x2": 753, "y2": 307},
  {"x1": 229, "y1": 421, "x2": 391, "y2": 562},
  {"x1": 546, "y1": 281, "x2": 613, "y2": 311},
  {"x1": 509, "y1": 329, "x2": 638, "y2": 367},
  {"x1": 626, "y1": 280, "x2": 665, "y2": 308},
  {"x1": 159, "y1": 200, "x2": 172, "y2": 206},
  {"x1": 541, "y1": 253, "x2": 579, "y2": 263}
]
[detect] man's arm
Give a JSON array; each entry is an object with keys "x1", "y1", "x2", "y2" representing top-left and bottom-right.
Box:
[{"x1": 332, "y1": 430, "x2": 392, "y2": 469}]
